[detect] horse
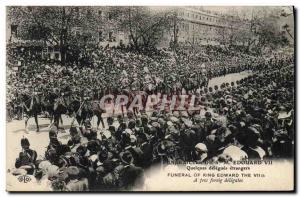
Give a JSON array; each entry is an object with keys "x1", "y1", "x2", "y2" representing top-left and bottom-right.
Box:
[
  {"x1": 52, "y1": 97, "x2": 68, "y2": 128},
  {"x1": 21, "y1": 94, "x2": 42, "y2": 132},
  {"x1": 91, "y1": 100, "x2": 105, "y2": 129}
]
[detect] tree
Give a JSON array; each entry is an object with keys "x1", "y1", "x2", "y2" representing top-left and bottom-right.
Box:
[
  {"x1": 110, "y1": 6, "x2": 172, "y2": 50},
  {"x1": 7, "y1": 6, "x2": 103, "y2": 65}
]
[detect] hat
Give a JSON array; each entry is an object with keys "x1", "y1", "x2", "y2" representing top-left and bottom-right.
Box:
[
  {"x1": 169, "y1": 116, "x2": 179, "y2": 123},
  {"x1": 151, "y1": 111, "x2": 159, "y2": 117},
  {"x1": 130, "y1": 135, "x2": 137, "y2": 143},
  {"x1": 107, "y1": 117, "x2": 114, "y2": 124},
  {"x1": 50, "y1": 125, "x2": 58, "y2": 132},
  {"x1": 138, "y1": 132, "x2": 149, "y2": 142},
  {"x1": 217, "y1": 153, "x2": 233, "y2": 163},
  {"x1": 124, "y1": 128, "x2": 133, "y2": 135},
  {"x1": 205, "y1": 111, "x2": 212, "y2": 118},
  {"x1": 12, "y1": 168, "x2": 27, "y2": 176},
  {"x1": 278, "y1": 111, "x2": 291, "y2": 119},
  {"x1": 158, "y1": 118, "x2": 166, "y2": 126},
  {"x1": 248, "y1": 126, "x2": 260, "y2": 135},
  {"x1": 49, "y1": 129, "x2": 57, "y2": 138},
  {"x1": 156, "y1": 142, "x2": 167, "y2": 156},
  {"x1": 128, "y1": 120, "x2": 136, "y2": 129},
  {"x1": 47, "y1": 165, "x2": 59, "y2": 179},
  {"x1": 38, "y1": 160, "x2": 52, "y2": 172},
  {"x1": 195, "y1": 143, "x2": 208, "y2": 153},
  {"x1": 76, "y1": 145, "x2": 87, "y2": 155},
  {"x1": 173, "y1": 111, "x2": 180, "y2": 117},
  {"x1": 151, "y1": 121, "x2": 161, "y2": 128},
  {"x1": 119, "y1": 151, "x2": 134, "y2": 164},
  {"x1": 157, "y1": 140, "x2": 175, "y2": 155},
  {"x1": 141, "y1": 115, "x2": 148, "y2": 123},
  {"x1": 182, "y1": 118, "x2": 193, "y2": 127},
  {"x1": 223, "y1": 145, "x2": 248, "y2": 161},
  {"x1": 193, "y1": 114, "x2": 202, "y2": 123},
  {"x1": 167, "y1": 121, "x2": 174, "y2": 126},
  {"x1": 149, "y1": 116, "x2": 158, "y2": 122},
  {"x1": 21, "y1": 138, "x2": 30, "y2": 147},
  {"x1": 180, "y1": 111, "x2": 189, "y2": 118},
  {"x1": 87, "y1": 140, "x2": 100, "y2": 152},
  {"x1": 66, "y1": 166, "x2": 80, "y2": 177},
  {"x1": 98, "y1": 149, "x2": 108, "y2": 162}
]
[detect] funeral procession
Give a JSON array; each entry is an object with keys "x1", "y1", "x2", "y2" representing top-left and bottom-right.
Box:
[{"x1": 6, "y1": 6, "x2": 294, "y2": 191}]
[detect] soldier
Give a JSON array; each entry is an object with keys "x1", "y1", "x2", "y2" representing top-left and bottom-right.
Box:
[
  {"x1": 118, "y1": 151, "x2": 144, "y2": 190},
  {"x1": 15, "y1": 138, "x2": 37, "y2": 175}
]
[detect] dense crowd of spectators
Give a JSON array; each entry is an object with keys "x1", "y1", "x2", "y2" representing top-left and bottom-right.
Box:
[
  {"x1": 7, "y1": 46, "x2": 257, "y2": 104},
  {"x1": 8, "y1": 45, "x2": 294, "y2": 191}
]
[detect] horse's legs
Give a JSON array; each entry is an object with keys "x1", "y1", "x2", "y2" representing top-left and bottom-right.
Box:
[
  {"x1": 96, "y1": 113, "x2": 105, "y2": 129},
  {"x1": 121, "y1": 105, "x2": 125, "y2": 117},
  {"x1": 34, "y1": 113, "x2": 39, "y2": 132},
  {"x1": 134, "y1": 107, "x2": 139, "y2": 117},
  {"x1": 25, "y1": 116, "x2": 29, "y2": 130},
  {"x1": 59, "y1": 114, "x2": 63, "y2": 126},
  {"x1": 17, "y1": 106, "x2": 22, "y2": 120},
  {"x1": 49, "y1": 113, "x2": 53, "y2": 123},
  {"x1": 54, "y1": 114, "x2": 59, "y2": 128},
  {"x1": 100, "y1": 116, "x2": 105, "y2": 129},
  {"x1": 76, "y1": 116, "x2": 82, "y2": 126}
]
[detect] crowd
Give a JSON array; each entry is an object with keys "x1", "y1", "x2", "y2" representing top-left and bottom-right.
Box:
[
  {"x1": 9, "y1": 46, "x2": 294, "y2": 190},
  {"x1": 7, "y1": 45, "x2": 259, "y2": 114}
]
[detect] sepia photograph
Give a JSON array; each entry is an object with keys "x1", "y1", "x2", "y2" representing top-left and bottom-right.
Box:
[{"x1": 5, "y1": 5, "x2": 295, "y2": 192}]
